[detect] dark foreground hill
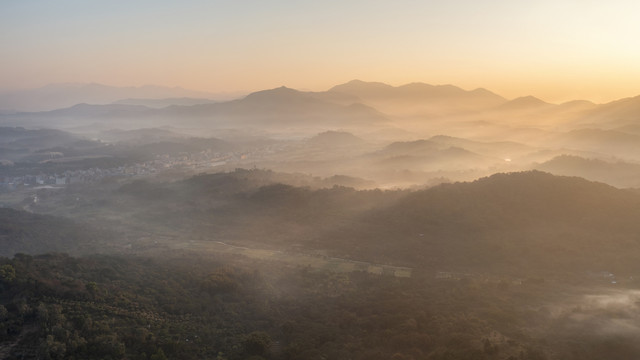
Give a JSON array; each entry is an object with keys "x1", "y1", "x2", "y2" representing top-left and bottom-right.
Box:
[
  {"x1": 5, "y1": 171, "x2": 640, "y2": 359},
  {"x1": 3, "y1": 251, "x2": 640, "y2": 360}
]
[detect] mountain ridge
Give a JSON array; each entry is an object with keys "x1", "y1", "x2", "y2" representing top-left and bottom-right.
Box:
[
  {"x1": 0, "y1": 83, "x2": 219, "y2": 112},
  {"x1": 4, "y1": 80, "x2": 640, "y2": 135},
  {"x1": 329, "y1": 79, "x2": 507, "y2": 102}
]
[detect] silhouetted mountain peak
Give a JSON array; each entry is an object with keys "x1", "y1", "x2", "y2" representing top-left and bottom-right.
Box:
[
  {"x1": 429, "y1": 134, "x2": 459, "y2": 142},
  {"x1": 243, "y1": 86, "x2": 312, "y2": 103},
  {"x1": 382, "y1": 139, "x2": 440, "y2": 154},
  {"x1": 307, "y1": 130, "x2": 365, "y2": 146},
  {"x1": 497, "y1": 96, "x2": 552, "y2": 110},
  {"x1": 397, "y1": 82, "x2": 436, "y2": 91},
  {"x1": 328, "y1": 80, "x2": 395, "y2": 97},
  {"x1": 470, "y1": 87, "x2": 502, "y2": 97}
]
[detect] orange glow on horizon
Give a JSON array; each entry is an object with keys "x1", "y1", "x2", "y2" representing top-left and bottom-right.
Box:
[{"x1": 1, "y1": 1, "x2": 639, "y2": 104}]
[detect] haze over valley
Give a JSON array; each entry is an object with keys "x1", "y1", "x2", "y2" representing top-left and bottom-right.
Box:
[
  {"x1": 3, "y1": 78, "x2": 640, "y2": 359},
  {"x1": 4, "y1": 80, "x2": 640, "y2": 189},
  {"x1": 3, "y1": 1, "x2": 640, "y2": 359}
]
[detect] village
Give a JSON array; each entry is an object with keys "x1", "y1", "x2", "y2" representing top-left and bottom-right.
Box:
[{"x1": 0, "y1": 149, "x2": 243, "y2": 191}]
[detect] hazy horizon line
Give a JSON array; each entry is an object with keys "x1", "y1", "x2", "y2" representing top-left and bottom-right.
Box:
[{"x1": 2, "y1": 79, "x2": 636, "y2": 105}]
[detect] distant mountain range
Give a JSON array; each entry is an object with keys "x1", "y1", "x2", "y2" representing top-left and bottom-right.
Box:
[
  {"x1": 0, "y1": 85, "x2": 389, "y2": 130},
  {"x1": 2, "y1": 80, "x2": 640, "y2": 137},
  {"x1": 0, "y1": 83, "x2": 220, "y2": 112},
  {"x1": 112, "y1": 97, "x2": 217, "y2": 108},
  {"x1": 326, "y1": 80, "x2": 640, "y2": 131},
  {"x1": 329, "y1": 79, "x2": 507, "y2": 115},
  {"x1": 329, "y1": 79, "x2": 506, "y2": 104},
  {"x1": 548, "y1": 128, "x2": 640, "y2": 160},
  {"x1": 576, "y1": 95, "x2": 640, "y2": 127},
  {"x1": 536, "y1": 155, "x2": 640, "y2": 188}
]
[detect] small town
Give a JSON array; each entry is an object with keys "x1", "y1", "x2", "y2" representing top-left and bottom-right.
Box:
[{"x1": 0, "y1": 149, "x2": 242, "y2": 191}]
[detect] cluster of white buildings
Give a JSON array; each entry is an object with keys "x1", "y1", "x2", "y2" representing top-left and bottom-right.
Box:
[{"x1": 0, "y1": 150, "x2": 239, "y2": 191}]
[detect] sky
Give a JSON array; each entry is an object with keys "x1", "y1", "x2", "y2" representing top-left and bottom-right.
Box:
[{"x1": 2, "y1": 0, "x2": 640, "y2": 103}]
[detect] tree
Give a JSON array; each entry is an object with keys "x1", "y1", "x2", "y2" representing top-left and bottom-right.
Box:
[
  {"x1": 0, "y1": 264, "x2": 16, "y2": 283},
  {"x1": 244, "y1": 331, "x2": 272, "y2": 357},
  {"x1": 85, "y1": 281, "x2": 98, "y2": 299},
  {"x1": 151, "y1": 348, "x2": 168, "y2": 360}
]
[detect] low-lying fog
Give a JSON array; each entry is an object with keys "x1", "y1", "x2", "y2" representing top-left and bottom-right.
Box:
[{"x1": 4, "y1": 81, "x2": 640, "y2": 359}]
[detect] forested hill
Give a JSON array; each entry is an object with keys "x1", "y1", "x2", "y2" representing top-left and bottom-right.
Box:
[
  {"x1": 6, "y1": 171, "x2": 640, "y2": 359},
  {"x1": 320, "y1": 171, "x2": 640, "y2": 276},
  {"x1": 394, "y1": 171, "x2": 636, "y2": 227},
  {"x1": 4, "y1": 251, "x2": 630, "y2": 360},
  {"x1": 118, "y1": 169, "x2": 640, "y2": 277},
  {"x1": 13, "y1": 169, "x2": 640, "y2": 278}
]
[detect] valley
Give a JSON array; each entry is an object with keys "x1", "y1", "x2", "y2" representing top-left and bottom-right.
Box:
[{"x1": 2, "y1": 80, "x2": 640, "y2": 359}]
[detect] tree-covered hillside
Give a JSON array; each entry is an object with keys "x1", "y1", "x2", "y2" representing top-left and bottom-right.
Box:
[
  {"x1": 22, "y1": 170, "x2": 640, "y2": 278},
  {"x1": 2, "y1": 252, "x2": 638, "y2": 360},
  {"x1": 322, "y1": 171, "x2": 640, "y2": 275}
]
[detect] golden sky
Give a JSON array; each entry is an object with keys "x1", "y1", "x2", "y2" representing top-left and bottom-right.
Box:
[{"x1": 2, "y1": 0, "x2": 640, "y2": 103}]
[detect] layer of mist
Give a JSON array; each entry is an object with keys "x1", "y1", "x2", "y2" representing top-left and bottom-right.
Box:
[{"x1": 3, "y1": 80, "x2": 640, "y2": 359}]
